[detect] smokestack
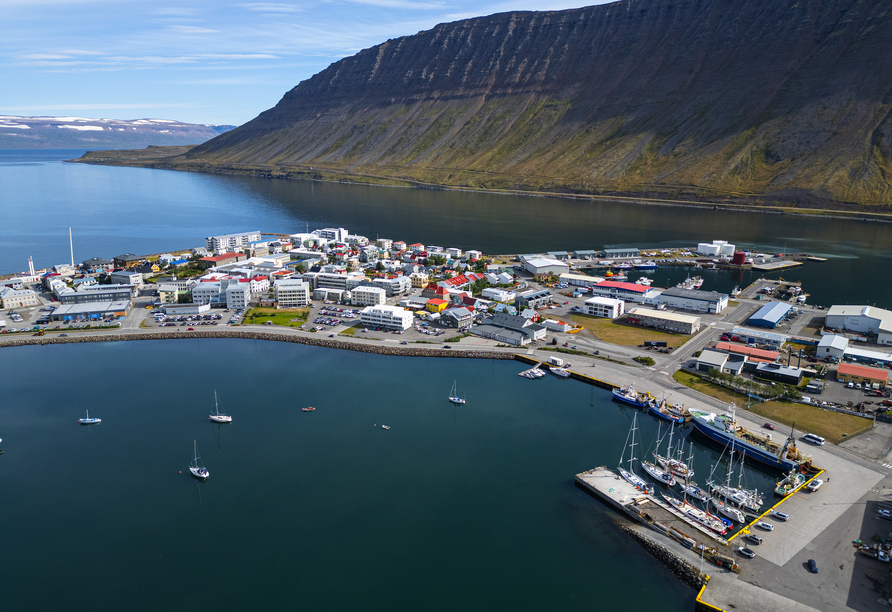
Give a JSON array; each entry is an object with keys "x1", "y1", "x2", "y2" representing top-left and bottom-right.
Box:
[
  {"x1": 69, "y1": 227, "x2": 74, "y2": 267},
  {"x1": 28, "y1": 256, "x2": 35, "y2": 277}
]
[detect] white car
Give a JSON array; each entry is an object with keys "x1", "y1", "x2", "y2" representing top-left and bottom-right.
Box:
[
  {"x1": 772, "y1": 511, "x2": 789, "y2": 521},
  {"x1": 806, "y1": 479, "x2": 824, "y2": 492},
  {"x1": 756, "y1": 521, "x2": 774, "y2": 531}
]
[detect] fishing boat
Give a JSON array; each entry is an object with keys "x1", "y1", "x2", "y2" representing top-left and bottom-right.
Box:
[
  {"x1": 612, "y1": 385, "x2": 655, "y2": 409},
  {"x1": 448, "y1": 380, "x2": 466, "y2": 404},
  {"x1": 662, "y1": 494, "x2": 729, "y2": 535},
  {"x1": 78, "y1": 409, "x2": 101, "y2": 425},
  {"x1": 302, "y1": 406, "x2": 316, "y2": 412},
  {"x1": 635, "y1": 261, "x2": 659, "y2": 270},
  {"x1": 650, "y1": 398, "x2": 686, "y2": 424},
  {"x1": 731, "y1": 285, "x2": 741, "y2": 297},
  {"x1": 617, "y1": 414, "x2": 653, "y2": 494},
  {"x1": 675, "y1": 275, "x2": 704, "y2": 290},
  {"x1": 209, "y1": 390, "x2": 232, "y2": 423},
  {"x1": 690, "y1": 405, "x2": 808, "y2": 472},
  {"x1": 188, "y1": 440, "x2": 209, "y2": 480},
  {"x1": 774, "y1": 471, "x2": 807, "y2": 497}
]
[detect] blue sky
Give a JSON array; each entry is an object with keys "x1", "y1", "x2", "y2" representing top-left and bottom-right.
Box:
[{"x1": 0, "y1": 0, "x2": 607, "y2": 126}]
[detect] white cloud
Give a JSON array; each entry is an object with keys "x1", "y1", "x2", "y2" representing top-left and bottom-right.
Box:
[
  {"x1": 166, "y1": 25, "x2": 218, "y2": 34},
  {"x1": 240, "y1": 2, "x2": 303, "y2": 13}
]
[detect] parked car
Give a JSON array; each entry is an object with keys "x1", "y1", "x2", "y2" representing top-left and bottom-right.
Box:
[
  {"x1": 763, "y1": 423, "x2": 775, "y2": 430},
  {"x1": 737, "y1": 547, "x2": 756, "y2": 559},
  {"x1": 806, "y1": 479, "x2": 824, "y2": 492},
  {"x1": 756, "y1": 521, "x2": 774, "y2": 531},
  {"x1": 772, "y1": 511, "x2": 789, "y2": 521},
  {"x1": 744, "y1": 534, "x2": 763, "y2": 545},
  {"x1": 808, "y1": 559, "x2": 819, "y2": 573}
]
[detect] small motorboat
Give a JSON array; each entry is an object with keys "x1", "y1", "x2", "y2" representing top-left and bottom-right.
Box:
[
  {"x1": 302, "y1": 406, "x2": 316, "y2": 412},
  {"x1": 381, "y1": 425, "x2": 391, "y2": 430}
]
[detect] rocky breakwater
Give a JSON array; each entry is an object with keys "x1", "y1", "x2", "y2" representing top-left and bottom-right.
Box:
[
  {"x1": 619, "y1": 525, "x2": 706, "y2": 590},
  {"x1": 0, "y1": 330, "x2": 515, "y2": 360}
]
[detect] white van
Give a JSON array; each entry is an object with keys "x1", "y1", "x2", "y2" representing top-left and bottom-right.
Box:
[{"x1": 802, "y1": 433, "x2": 825, "y2": 446}]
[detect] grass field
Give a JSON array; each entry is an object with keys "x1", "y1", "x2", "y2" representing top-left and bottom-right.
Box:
[
  {"x1": 567, "y1": 313, "x2": 691, "y2": 348},
  {"x1": 339, "y1": 322, "x2": 362, "y2": 336},
  {"x1": 242, "y1": 307, "x2": 309, "y2": 328},
  {"x1": 673, "y1": 371, "x2": 871, "y2": 442}
]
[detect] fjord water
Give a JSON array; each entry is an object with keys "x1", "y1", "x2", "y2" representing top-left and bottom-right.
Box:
[
  {"x1": 1, "y1": 149, "x2": 891, "y2": 307},
  {"x1": 0, "y1": 339, "x2": 717, "y2": 611}
]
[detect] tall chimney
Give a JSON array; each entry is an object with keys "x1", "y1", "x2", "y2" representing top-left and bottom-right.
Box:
[{"x1": 69, "y1": 227, "x2": 74, "y2": 267}]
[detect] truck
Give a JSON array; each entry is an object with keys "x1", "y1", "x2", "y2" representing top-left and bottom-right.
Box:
[
  {"x1": 548, "y1": 356, "x2": 564, "y2": 367},
  {"x1": 861, "y1": 544, "x2": 891, "y2": 562}
]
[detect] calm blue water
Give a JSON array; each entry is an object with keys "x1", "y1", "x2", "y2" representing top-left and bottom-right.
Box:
[
  {"x1": 0, "y1": 149, "x2": 890, "y2": 307},
  {"x1": 0, "y1": 339, "x2": 705, "y2": 611}
]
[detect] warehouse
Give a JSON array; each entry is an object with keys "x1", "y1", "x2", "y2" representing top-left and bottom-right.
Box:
[
  {"x1": 658, "y1": 287, "x2": 729, "y2": 314},
  {"x1": 748, "y1": 302, "x2": 794, "y2": 328},
  {"x1": 730, "y1": 326, "x2": 788, "y2": 348},
  {"x1": 521, "y1": 257, "x2": 570, "y2": 276},
  {"x1": 825, "y1": 305, "x2": 892, "y2": 346},
  {"x1": 837, "y1": 363, "x2": 888, "y2": 389},
  {"x1": 602, "y1": 247, "x2": 639, "y2": 259},
  {"x1": 714, "y1": 342, "x2": 779, "y2": 363},
  {"x1": 626, "y1": 308, "x2": 701, "y2": 334},
  {"x1": 817, "y1": 335, "x2": 848, "y2": 360},
  {"x1": 754, "y1": 363, "x2": 805, "y2": 386},
  {"x1": 51, "y1": 300, "x2": 131, "y2": 321},
  {"x1": 590, "y1": 281, "x2": 659, "y2": 304}
]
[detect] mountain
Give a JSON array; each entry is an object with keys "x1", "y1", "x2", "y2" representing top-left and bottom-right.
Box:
[
  {"x1": 0, "y1": 116, "x2": 235, "y2": 149},
  {"x1": 85, "y1": 0, "x2": 892, "y2": 208}
]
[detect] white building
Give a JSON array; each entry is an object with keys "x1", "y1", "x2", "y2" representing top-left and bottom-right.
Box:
[
  {"x1": 110, "y1": 270, "x2": 143, "y2": 287},
  {"x1": 361, "y1": 305, "x2": 413, "y2": 331},
  {"x1": 658, "y1": 288, "x2": 729, "y2": 314},
  {"x1": 274, "y1": 279, "x2": 311, "y2": 308},
  {"x1": 560, "y1": 273, "x2": 604, "y2": 288},
  {"x1": 825, "y1": 305, "x2": 892, "y2": 346},
  {"x1": 224, "y1": 281, "x2": 252, "y2": 309},
  {"x1": 314, "y1": 227, "x2": 349, "y2": 243},
  {"x1": 481, "y1": 288, "x2": 517, "y2": 303},
  {"x1": 466, "y1": 250, "x2": 482, "y2": 260},
  {"x1": 522, "y1": 257, "x2": 570, "y2": 276},
  {"x1": 696, "y1": 240, "x2": 735, "y2": 257},
  {"x1": 351, "y1": 286, "x2": 387, "y2": 306},
  {"x1": 345, "y1": 234, "x2": 369, "y2": 246},
  {"x1": 627, "y1": 308, "x2": 701, "y2": 334},
  {"x1": 370, "y1": 276, "x2": 412, "y2": 296},
  {"x1": 205, "y1": 231, "x2": 262, "y2": 253},
  {"x1": 584, "y1": 296, "x2": 624, "y2": 319},
  {"x1": 817, "y1": 334, "x2": 848, "y2": 360},
  {"x1": 377, "y1": 239, "x2": 393, "y2": 250},
  {"x1": 192, "y1": 282, "x2": 222, "y2": 305},
  {"x1": 445, "y1": 247, "x2": 463, "y2": 258}
]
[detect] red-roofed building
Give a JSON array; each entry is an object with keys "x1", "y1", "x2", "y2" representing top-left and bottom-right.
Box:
[
  {"x1": 715, "y1": 342, "x2": 780, "y2": 362},
  {"x1": 590, "y1": 281, "x2": 659, "y2": 303},
  {"x1": 838, "y1": 362, "x2": 889, "y2": 388},
  {"x1": 198, "y1": 252, "x2": 246, "y2": 269},
  {"x1": 426, "y1": 298, "x2": 449, "y2": 313},
  {"x1": 421, "y1": 283, "x2": 450, "y2": 299}
]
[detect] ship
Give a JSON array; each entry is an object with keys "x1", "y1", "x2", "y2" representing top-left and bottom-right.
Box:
[
  {"x1": 649, "y1": 399, "x2": 688, "y2": 424},
  {"x1": 612, "y1": 385, "x2": 656, "y2": 409},
  {"x1": 662, "y1": 494, "x2": 729, "y2": 536},
  {"x1": 774, "y1": 471, "x2": 807, "y2": 497},
  {"x1": 690, "y1": 405, "x2": 809, "y2": 472}
]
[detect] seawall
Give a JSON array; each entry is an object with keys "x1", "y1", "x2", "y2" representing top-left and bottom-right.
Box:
[{"x1": 619, "y1": 525, "x2": 707, "y2": 591}]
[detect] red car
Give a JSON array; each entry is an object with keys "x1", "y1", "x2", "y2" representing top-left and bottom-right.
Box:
[
  {"x1": 187, "y1": 327, "x2": 195, "y2": 331},
  {"x1": 763, "y1": 423, "x2": 776, "y2": 430}
]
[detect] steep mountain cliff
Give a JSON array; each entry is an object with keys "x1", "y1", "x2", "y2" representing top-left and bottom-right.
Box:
[{"x1": 175, "y1": 0, "x2": 892, "y2": 206}]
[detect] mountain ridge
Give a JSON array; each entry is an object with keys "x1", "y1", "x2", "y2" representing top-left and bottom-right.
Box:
[{"x1": 87, "y1": 0, "x2": 892, "y2": 206}]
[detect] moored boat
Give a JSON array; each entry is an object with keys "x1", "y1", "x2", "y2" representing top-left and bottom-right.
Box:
[
  {"x1": 642, "y1": 460, "x2": 677, "y2": 486},
  {"x1": 549, "y1": 366, "x2": 571, "y2": 378},
  {"x1": 448, "y1": 380, "x2": 466, "y2": 404},
  {"x1": 775, "y1": 471, "x2": 807, "y2": 497},
  {"x1": 650, "y1": 400, "x2": 686, "y2": 424},
  {"x1": 78, "y1": 409, "x2": 100, "y2": 425},
  {"x1": 612, "y1": 385, "x2": 655, "y2": 409},
  {"x1": 662, "y1": 494, "x2": 729, "y2": 535},
  {"x1": 189, "y1": 440, "x2": 209, "y2": 480},
  {"x1": 209, "y1": 389, "x2": 232, "y2": 423},
  {"x1": 617, "y1": 414, "x2": 653, "y2": 494},
  {"x1": 710, "y1": 497, "x2": 746, "y2": 523},
  {"x1": 302, "y1": 406, "x2": 316, "y2": 412}
]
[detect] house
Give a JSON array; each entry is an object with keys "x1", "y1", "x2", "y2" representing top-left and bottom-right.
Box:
[
  {"x1": 426, "y1": 298, "x2": 449, "y2": 313},
  {"x1": 113, "y1": 253, "x2": 143, "y2": 268},
  {"x1": 199, "y1": 253, "x2": 247, "y2": 269},
  {"x1": 696, "y1": 349, "x2": 729, "y2": 373},
  {"x1": 584, "y1": 296, "x2": 624, "y2": 319},
  {"x1": 442, "y1": 307, "x2": 474, "y2": 328}
]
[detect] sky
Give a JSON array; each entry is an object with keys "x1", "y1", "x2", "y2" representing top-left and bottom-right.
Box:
[{"x1": 0, "y1": 0, "x2": 610, "y2": 127}]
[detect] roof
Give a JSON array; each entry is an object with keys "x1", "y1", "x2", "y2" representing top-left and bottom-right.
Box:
[
  {"x1": 603, "y1": 247, "x2": 639, "y2": 253},
  {"x1": 594, "y1": 281, "x2": 649, "y2": 293},
  {"x1": 628, "y1": 307, "x2": 700, "y2": 325},
  {"x1": 827, "y1": 305, "x2": 872, "y2": 317},
  {"x1": 661, "y1": 287, "x2": 729, "y2": 302},
  {"x1": 755, "y1": 363, "x2": 805, "y2": 378},
  {"x1": 749, "y1": 302, "x2": 794, "y2": 325},
  {"x1": 426, "y1": 298, "x2": 449, "y2": 306},
  {"x1": 697, "y1": 349, "x2": 729, "y2": 368},
  {"x1": 585, "y1": 296, "x2": 624, "y2": 306},
  {"x1": 818, "y1": 335, "x2": 849, "y2": 350},
  {"x1": 200, "y1": 253, "x2": 242, "y2": 263},
  {"x1": 525, "y1": 257, "x2": 569, "y2": 268},
  {"x1": 838, "y1": 362, "x2": 889, "y2": 381},
  {"x1": 444, "y1": 307, "x2": 473, "y2": 318},
  {"x1": 715, "y1": 342, "x2": 779, "y2": 360}
]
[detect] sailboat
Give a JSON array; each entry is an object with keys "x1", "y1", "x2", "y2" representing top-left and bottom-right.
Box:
[
  {"x1": 708, "y1": 442, "x2": 763, "y2": 515},
  {"x1": 679, "y1": 443, "x2": 708, "y2": 502},
  {"x1": 655, "y1": 425, "x2": 694, "y2": 480},
  {"x1": 617, "y1": 414, "x2": 653, "y2": 493},
  {"x1": 209, "y1": 390, "x2": 232, "y2": 423},
  {"x1": 78, "y1": 409, "x2": 101, "y2": 425},
  {"x1": 189, "y1": 440, "x2": 209, "y2": 480},
  {"x1": 448, "y1": 380, "x2": 466, "y2": 405},
  {"x1": 642, "y1": 424, "x2": 676, "y2": 487}
]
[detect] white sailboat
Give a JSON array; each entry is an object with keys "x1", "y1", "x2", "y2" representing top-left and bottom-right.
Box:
[
  {"x1": 680, "y1": 444, "x2": 708, "y2": 502},
  {"x1": 448, "y1": 380, "x2": 465, "y2": 405},
  {"x1": 189, "y1": 440, "x2": 209, "y2": 480},
  {"x1": 617, "y1": 414, "x2": 652, "y2": 493},
  {"x1": 209, "y1": 389, "x2": 232, "y2": 423},
  {"x1": 78, "y1": 409, "x2": 101, "y2": 425}
]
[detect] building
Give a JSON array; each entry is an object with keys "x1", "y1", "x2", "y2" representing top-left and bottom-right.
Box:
[
  {"x1": 546, "y1": 251, "x2": 570, "y2": 261},
  {"x1": 192, "y1": 281, "x2": 222, "y2": 305},
  {"x1": 426, "y1": 298, "x2": 449, "y2": 313},
  {"x1": 81, "y1": 257, "x2": 114, "y2": 271},
  {"x1": 754, "y1": 363, "x2": 804, "y2": 386},
  {"x1": 589, "y1": 281, "x2": 659, "y2": 304},
  {"x1": 351, "y1": 286, "x2": 387, "y2": 307},
  {"x1": 377, "y1": 239, "x2": 393, "y2": 250},
  {"x1": 442, "y1": 307, "x2": 474, "y2": 328},
  {"x1": 158, "y1": 284, "x2": 181, "y2": 304},
  {"x1": 515, "y1": 289, "x2": 553, "y2": 310},
  {"x1": 559, "y1": 272, "x2": 604, "y2": 288},
  {"x1": 714, "y1": 342, "x2": 779, "y2": 363},
  {"x1": 360, "y1": 305, "x2": 413, "y2": 331},
  {"x1": 825, "y1": 305, "x2": 892, "y2": 346},
  {"x1": 817, "y1": 334, "x2": 848, "y2": 360},
  {"x1": 583, "y1": 296, "x2": 624, "y2": 319},
  {"x1": 842, "y1": 346, "x2": 892, "y2": 369},
  {"x1": 602, "y1": 247, "x2": 639, "y2": 259},
  {"x1": 658, "y1": 288, "x2": 729, "y2": 314},
  {"x1": 205, "y1": 231, "x2": 262, "y2": 252},
  {"x1": 627, "y1": 308, "x2": 701, "y2": 334},
  {"x1": 748, "y1": 302, "x2": 795, "y2": 328},
  {"x1": 481, "y1": 288, "x2": 516, "y2": 303},
  {"x1": 113, "y1": 253, "x2": 144, "y2": 268},
  {"x1": 0, "y1": 288, "x2": 40, "y2": 309},
  {"x1": 522, "y1": 257, "x2": 570, "y2": 276},
  {"x1": 50, "y1": 300, "x2": 131, "y2": 321},
  {"x1": 224, "y1": 281, "x2": 252, "y2": 309},
  {"x1": 56, "y1": 284, "x2": 136, "y2": 305},
  {"x1": 470, "y1": 312, "x2": 545, "y2": 346},
  {"x1": 573, "y1": 249, "x2": 600, "y2": 260},
  {"x1": 409, "y1": 272, "x2": 429, "y2": 288},
  {"x1": 159, "y1": 303, "x2": 211, "y2": 316},
  {"x1": 696, "y1": 349, "x2": 729, "y2": 373},
  {"x1": 274, "y1": 279, "x2": 311, "y2": 308},
  {"x1": 345, "y1": 234, "x2": 369, "y2": 246},
  {"x1": 312, "y1": 272, "x2": 365, "y2": 291},
  {"x1": 730, "y1": 326, "x2": 788, "y2": 348},
  {"x1": 837, "y1": 362, "x2": 889, "y2": 388},
  {"x1": 370, "y1": 276, "x2": 411, "y2": 296},
  {"x1": 199, "y1": 253, "x2": 247, "y2": 269},
  {"x1": 421, "y1": 283, "x2": 451, "y2": 300},
  {"x1": 109, "y1": 270, "x2": 143, "y2": 287},
  {"x1": 465, "y1": 250, "x2": 482, "y2": 260}
]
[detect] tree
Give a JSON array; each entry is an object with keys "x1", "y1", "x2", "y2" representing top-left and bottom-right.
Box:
[
  {"x1": 294, "y1": 263, "x2": 306, "y2": 274},
  {"x1": 376, "y1": 261, "x2": 385, "y2": 272}
]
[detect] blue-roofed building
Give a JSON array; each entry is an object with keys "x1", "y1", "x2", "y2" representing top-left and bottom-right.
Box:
[{"x1": 748, "y1": 302, "x2": 794, "y2": 328}]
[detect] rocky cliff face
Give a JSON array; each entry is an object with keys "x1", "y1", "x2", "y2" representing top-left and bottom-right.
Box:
[{"x1": 181, "y1": 0, "x2": 892, "y2": 206}]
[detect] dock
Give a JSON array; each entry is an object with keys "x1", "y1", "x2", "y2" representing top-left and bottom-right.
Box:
[{"x1": 750, "y1": 260, "x2": 803, "y2": 272}]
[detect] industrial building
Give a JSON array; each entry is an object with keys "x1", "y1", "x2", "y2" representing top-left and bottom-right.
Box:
[
  {"x1": 730, "y1": 326, "x2": 788, "y2": 348},
  {"x1": 748, "y1": 302, "x2": 795, "y2": 328},
  {"x1": 602, "y1": 248, "x2": 639, "y2": 259},
  {"x1": 837, "y1": 363, "x2": 889, "y2": 388},
  {"x1": 817, "y1": 335, "x2": 849, "y2": 360},
  {"x1": 697, "y1": 240, "x2": 736, "y2": 256},
  {"x1": 522, "y1": 257, "x2": 570, "y2": 276},
  {"x1": 754, "y1": 363, "x2": 804, "y2": 386},
  {"x1": 825, "y1": 305, "x2": 892, "y2": 346},
  {"x1": 56, "y1": 284, "x2": 136, "y2": 305},
  {"x1": 199, "y1": 253, "x2": 247, "y2": 269},
  {"x1": 627, "y1": 308, "x2": 701, "y2": 334},
  {"x1": 470, "y1": 312, "x2": 546, "y2": 346},
  {"x1": 589, "y1": 281, "x2": 659, "y2": 304},
  {"x1": 559, "y1": 273, "x2": 604, "y2": 288},
  {"x1": 714, "y1": 342, "x2": 779, "y2": 363},
  {"x1": 658, "y1": 287, "x2": 729, "y2": 314},
  {"x1": 50, "y1": 300, "x2": 131, "y2": 321},
  {"x1": 583, "y1": 296, "x2": 624, "y2": 319}
]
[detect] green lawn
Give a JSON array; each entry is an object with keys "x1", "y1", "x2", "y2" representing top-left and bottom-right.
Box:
[
  {"x1": 242, "y1": 307, "x2": 309, "y2": 328},
  {"x1": 565, "y1": 313, "x2": 692, "y2": 348}
]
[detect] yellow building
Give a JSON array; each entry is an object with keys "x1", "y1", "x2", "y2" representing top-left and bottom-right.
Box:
[{"x1": 426, "y1": 298, "x2": 449, "y2": 313}]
